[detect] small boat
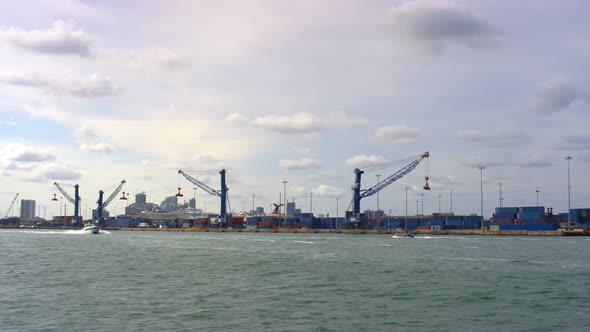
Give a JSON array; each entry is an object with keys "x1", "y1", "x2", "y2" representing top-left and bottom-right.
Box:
[
  {"x1": 393, "y1": 232, "x2": 415, "y2": 238},
  {"x1": 82, "y1": 223, "x2": 100, "y2": 234}
]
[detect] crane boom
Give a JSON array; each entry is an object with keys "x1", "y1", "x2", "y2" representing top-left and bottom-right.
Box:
[
  {"x1": 4, "y1": 193, "x2": 19, "y2": 218},
  {"x1": 103, "y1": 180, "x2": 126, "y2": 208},
  {"x1": 178, "y1": 170, "x2": 220, "y2": 197},
  {"x1": 361, "y1": 152, "x2": 429, "y2": 198},
  {"x1": 54, "y1": 182, "x2": 75, "y2": 204},
  {"x1": 352, "y1": 151, "x2": 429, "y2": 216},
  {"x1": 178, "y1": 169, "x2": 228, "y2": 223}
]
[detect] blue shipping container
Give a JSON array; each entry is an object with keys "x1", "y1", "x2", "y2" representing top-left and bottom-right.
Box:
[
  {"x1": 519, "y1": 206, "x2": 545, "y2": 213},
  {"x1": 495, "y1": 207, "x2": 519, "y2": 214}
]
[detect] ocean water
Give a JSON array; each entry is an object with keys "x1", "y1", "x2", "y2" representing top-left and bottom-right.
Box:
[{"x1": 1, "y1": 230, "x2": 588, "y2": 332}]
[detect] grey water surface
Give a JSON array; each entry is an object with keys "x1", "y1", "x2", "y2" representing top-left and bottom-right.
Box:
[{"x1": 1, "y1": 229, "x2": 588, "y2": 331}]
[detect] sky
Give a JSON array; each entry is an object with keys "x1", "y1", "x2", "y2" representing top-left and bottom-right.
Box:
[{"x1": 1, "y1": 0, "x2": 589, "y2": 220}]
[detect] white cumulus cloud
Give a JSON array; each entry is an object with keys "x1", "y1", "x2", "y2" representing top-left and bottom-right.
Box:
[
  {"x1": 0, "y1": 20, "x2": 91, "y2": 56},
  {"x1": 280, "y1": 158, "x2": 321, "y2": 170},
  {"x1": 73, "y1": 125, "x2": 113, "y2": 153},
  {"x1": 1, "y1": 72, "x2": 122, "y2": 98},
  {"x1": 252, "y1": 113, "x2": 324, "y2": 134},
  {"x1": 312, "y1": 184, "x2": 346, "y2": 198},
  {"x1": 373, "y1": 125, "x2": 420, "y2": 145},
  {"x1": 346, "y1": 154, "x2": 388, "y2": 168}
]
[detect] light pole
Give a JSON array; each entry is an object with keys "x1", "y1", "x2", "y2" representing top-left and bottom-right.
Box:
[
  {"x1": 405, "y1": 187, "x2": 408, "y2": 219},
  {"x1": 498, "y1": 182, "x2": 503, "y2": 208},
  {"x1": 479, "y1": 165, "x2": 485, "y2": 228},
  {"x1": 336, "y1": 197, "x2": 339, "y2": 219},
  {"x1": 309, "y1": 192, "x2": 313, "y2": 216},
  {"x1": 420, "y1": 193, "x2": 424, "y2": 215},
  {"x1": 415, "y1": 200, "x2": 419, "y2": 216},
  {"x1": 438, "y1": 195, "x2": 441, "y2": 214},
  {"x1": 252, "y1": 194, "x2": 255, "y2": 214},
  {"x1": 566, "y1": 156, "x2": 572, "y2": 224},
  {"x1": 376, "y1": 174, "x2": 381, "y2": 214},
  {"x1": 450, "y1": 189, "x2": 453, "y2": 214},
  {"x1": 193, "y1": 187, "x2": 197, "y2": 219},
  {"x1": 60, "y1": 196, "x2": 63, "y2": 216},
  {"x1": 536, "y1": 189, "x2": 539, "y2": 207},
  {"x1": 283, "y1": 181, "x2": 287, "y2": 218}
]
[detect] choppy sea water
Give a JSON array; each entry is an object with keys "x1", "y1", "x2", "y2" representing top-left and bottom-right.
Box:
[{"x1": 1, "y1": 229, "x2": 588, "y2": 331}]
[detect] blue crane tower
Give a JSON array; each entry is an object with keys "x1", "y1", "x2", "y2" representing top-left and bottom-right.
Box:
[
  {"x1": 178, "y1": 169, "x2": 228, "y2": 224},
  {"x1": 53, "y1": 183, "x2": 81, "y2": 224},
  {"x1": 95, "y1": 180, "x2": 126, "y2": 224},
  {"x1": 348, "y1": 151, "x2": 429, "y2": 228}
]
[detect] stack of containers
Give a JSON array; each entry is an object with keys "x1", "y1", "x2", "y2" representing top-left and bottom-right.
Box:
[
  {"x1": 384, "y1": 217, "x2": 401, "y2": 229},
  {"x1": 320, "y1": 218, "x2": 335, "y2": 229},
  {"x1": 301, "y1": 216, "x2": 313, "y2": 228},
  {"x1": 492, "y1": 207, "x2": 518, "y2": 225},
  {"x1": 194, "y1": 217, "x2": 209, "y2": 228},
  {"x1": 231, "y1": 216, "x2": 245, "y2": 229},
  {"x1": 517, "y1": 206, "x2": 544, "y2": 224},
  {"x1": 366, "y1": 218, "x2": 378, "y2": 229},
  {"x1": 499, "y1": 224, "x2": 556, "y2": 231},
  {"x1": 445, "y1": 215, "x2": 463, "y2": 229},
  {"x1": 570, "y1": 208, "x2": 590, "y2": 224},
  {"x1": 334, "y1": 217, "x2": 345, "y2": 229},
  {"x1": 245, "y1": 216, "x2": 259, "y2": 229},
  {"x1": 431, "y1": 215, "x2": 445, "y2": 227},
  {"x1": 418, "y1": 218, "x2": 431, "y2": 227},
  {"x1": 258, "y1": 216, "x2": 276, "y2": 229},
  {"x1": 404, "y1": 218, "x2": 418, "y2": 230},
  {"x1": 463, "y1": 215, "x2": 483, "y2": 229}
]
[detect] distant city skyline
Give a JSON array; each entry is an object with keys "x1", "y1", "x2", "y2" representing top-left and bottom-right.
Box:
[{"x1": 1, "y1": 1, "x2": 589, "y2": 219}]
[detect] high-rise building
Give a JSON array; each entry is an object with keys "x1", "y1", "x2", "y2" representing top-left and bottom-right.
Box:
[
  {"x1": 189, "y1": 198, "x2": 196, "y2": 209},
  {"x1": 160, "y1": 196, "x2": 178, "y2": 212},
  {"x1": 286, "y1": 202, "x2": 296, "y2": 216},
  {"x1": 136, "y1": 192, "x2": 147, "y2": 204},
  {"x1": 20, "y1": 199, "x2": 36, "y2": 222}
]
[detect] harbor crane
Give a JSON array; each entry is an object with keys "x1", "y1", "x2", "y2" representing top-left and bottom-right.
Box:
[
  {"x1": 53, "y1": 183, "x2": 81, "y2": 223},
  {"x1": 178, "y1": 169, "x2": 228, "y2": 224},
  {"x1": 4, "y1": 193, "x2": 19, "y2": 218},
  {"x1": 347, "y1": 151, "x2": 430, "y2": 227},
  {"x1": 95, "y1": 180, "x2": 126, "y2": 224}
]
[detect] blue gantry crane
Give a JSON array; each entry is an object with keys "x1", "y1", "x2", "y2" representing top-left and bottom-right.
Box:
[
  {"x1": 178, "y1": 169, "x2": 228, "y2": 224},
  {"x1": 95, "y1": 180, "x2": 126, "y2": 224},
  {"x1": 53, "y1": 182, "x2": 81, "y2": 223},
  {"x1": 347, "y1": 151, "x2": 430, "y2": 227}
]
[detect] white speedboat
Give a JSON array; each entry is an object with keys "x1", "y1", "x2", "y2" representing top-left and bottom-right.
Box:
[
  {"x1": 393, "y1": 232, "x2": 415, "y2": 238},
  {"x1": 83, "y1": 223, "x2": 101, "y2": 234}
]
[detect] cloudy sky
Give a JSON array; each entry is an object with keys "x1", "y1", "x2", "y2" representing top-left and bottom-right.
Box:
[{"x1": 1, "y1": 0, "x2": 589, "y2": 219}]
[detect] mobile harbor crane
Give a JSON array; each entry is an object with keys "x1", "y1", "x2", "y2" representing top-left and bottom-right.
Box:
[
  {"x1": 95, "y1": 180, "x2": 127, "y2": 224},
  {"x1": 178, "y1": 169, "x2": 229, "y2": 224},
  {"x1": 346, "y1": 151, "x2": 430, "y2": 228},
  {"x1": 53, "y1": 183, "x2": 81, "y2": 224}
]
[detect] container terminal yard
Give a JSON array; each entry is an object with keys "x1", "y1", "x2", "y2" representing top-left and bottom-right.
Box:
[{"x1": 2, "y1": 151, "x2": 589, "y2": 235}]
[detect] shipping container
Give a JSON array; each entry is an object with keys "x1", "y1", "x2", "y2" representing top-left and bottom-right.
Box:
[
  {"x1": 499, "y1": 224, "x2": 556, "y2": 231},
  {"x1": 445, "y1": 220, "x2": 462, "y2": 226},
  {"x1": 418, "y1": 225, "x2": 430, "y2": 230},
  {"x1": 490, "y1": 219, "x2": 512, "y2": 225},
  {"x1": 518, "y1": 212, "x2": 543, "y2": 219},
  {"x1": 519, "y1": 206, "x2": 545, "y2": 213},
  {"x1": 419, "y1": 218, "x2": 431, "y2": 226},
  {"x1": 431, "y1": 225, "x2": 442, "y2": 231},
  {"x1": 495, "y1": 207, "x2": 519, "y2": 214},
  {"x1": 404, "y1": 219, "x2": 418, "y2": 230}
]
